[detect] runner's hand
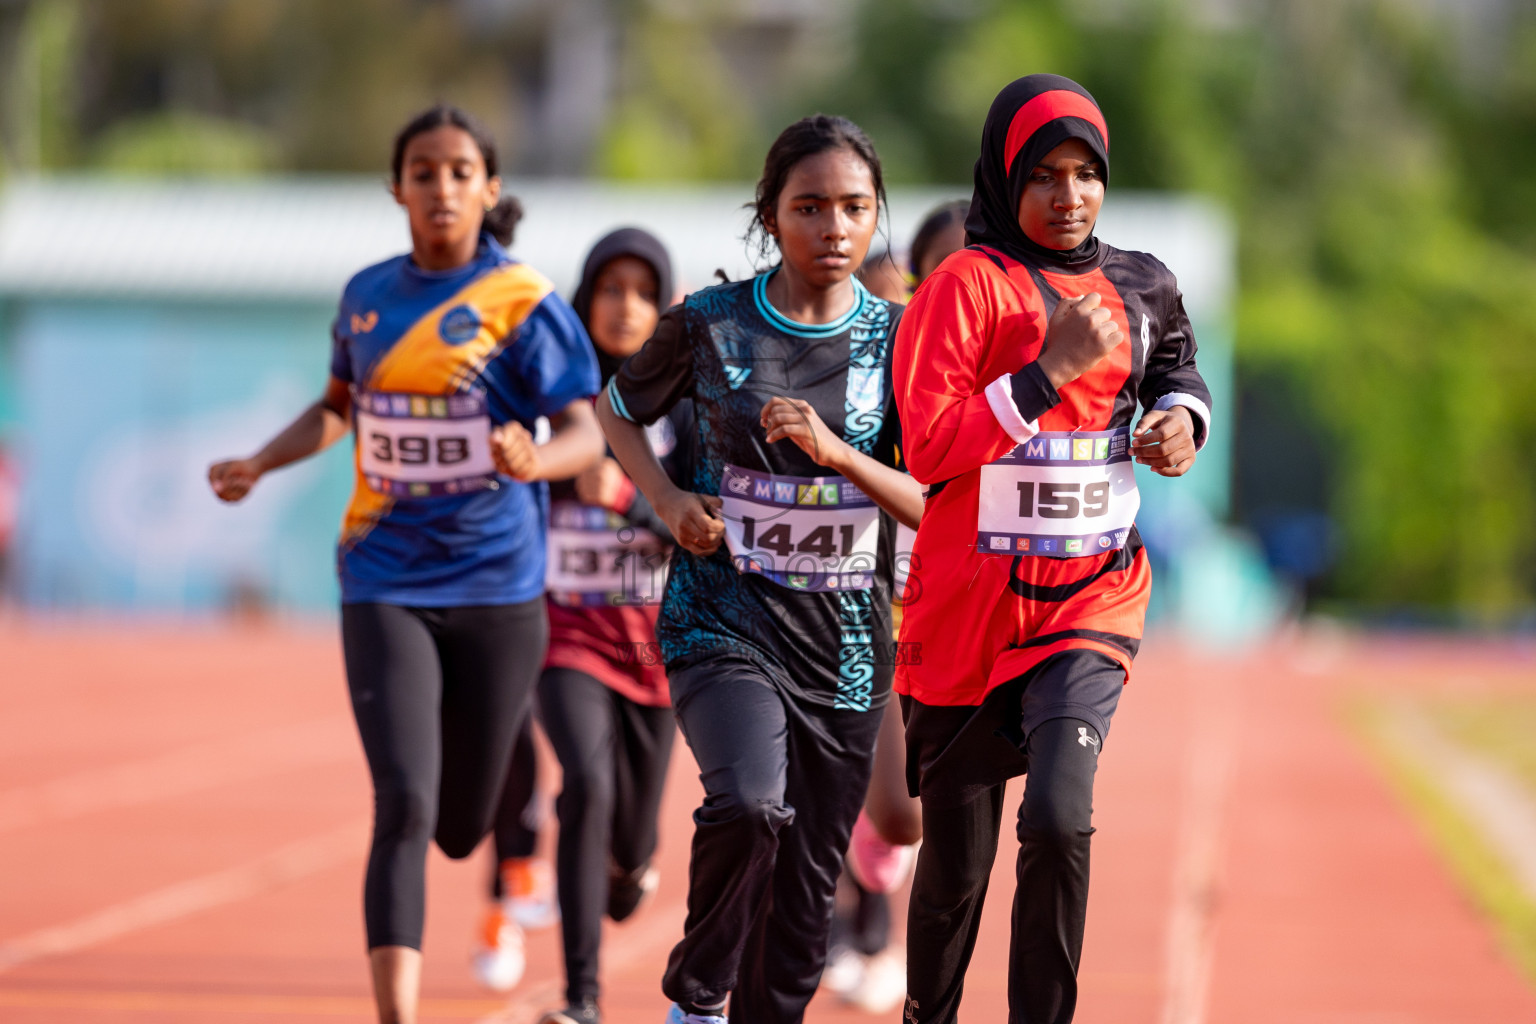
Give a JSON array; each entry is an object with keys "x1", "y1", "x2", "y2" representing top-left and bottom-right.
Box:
[
  {"x1": 658, "y1": 489, "x2": 725, "y2": 556},
  {"x1": 208, "y1": 458, "x2": 262, "y2": 503},
  {"x1": 1131, "y1": 407, "x2": 1197, "y2": 477},
  {"x1": 492, "y1": 423, "x2": 542, "y2": 482},
  {"x1": 1037, "y1": 292, "x2": 1124, "y2": 389},
  {"x1": 761, "y1": 397, "x2": 852, "y2": 472},
  {"x1": 575, "y1": 457, "x2": 627, "y2": 508}
]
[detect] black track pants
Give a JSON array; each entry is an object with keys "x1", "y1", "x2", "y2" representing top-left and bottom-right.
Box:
[
  {"x1": 661, "y1": 658, "x2": 883, "y2": 1024},
  {"x1": 538, "y1": 667, "x2": 676, "y2": 1004},
  {"x1": 905, "y1": 715, "x2": 1101, "y2": 1023},
  {"x1": 341, "y1": 600, "x2": 547, "y2": 950}
]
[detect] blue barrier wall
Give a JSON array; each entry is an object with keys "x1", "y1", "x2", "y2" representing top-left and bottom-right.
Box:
[{"x1": 14, "y1": 300, "x2": 351, "y2": 611}]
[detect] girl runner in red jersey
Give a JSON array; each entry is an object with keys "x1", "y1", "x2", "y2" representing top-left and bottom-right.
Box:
[
  {"x1": 210, "y1": 106, "x2": 605, "y2": 1024},
  {"x1": 892, "y1": 74, "x2": 1211, "y2": 1023}
]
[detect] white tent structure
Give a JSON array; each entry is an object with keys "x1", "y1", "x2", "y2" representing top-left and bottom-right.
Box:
[{"x1": 0, "y1": 177, "x2": 1229, "y2": 318}]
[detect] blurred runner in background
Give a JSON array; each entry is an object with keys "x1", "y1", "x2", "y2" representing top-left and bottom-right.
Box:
[{"x1": 523, "y1": 228, "x2": 693, "y2": 1024}]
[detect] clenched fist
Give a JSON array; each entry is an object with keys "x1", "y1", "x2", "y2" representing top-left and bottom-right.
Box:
[
  {"x1": 491, "y1": 423, "x2": 542, "y2": 482},
  {"x1": 208, "y1": 458, "x2": 263, "y2": 503},
  {"x1": 1036, "y1": 292, "x2": 1124, "y2": 389},
  {"x1": 1131, "y1": 406, "x2": 1198, "y2": 477},
  {"x1": 658, "y1": 491, "x2": 725, "y2": 556},
  {"x1": 575, "y1": 457, "x2": 628, "y2": 508}
]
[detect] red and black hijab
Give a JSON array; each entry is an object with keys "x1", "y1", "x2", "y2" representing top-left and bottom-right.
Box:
[{"x1": 964, "y1": 74, "x2": 1110, "y2": 266}]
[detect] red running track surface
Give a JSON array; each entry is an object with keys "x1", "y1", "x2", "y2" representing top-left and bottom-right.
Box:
[{"x1": 0, "y1": 621, "x2": 1532, "y2": 1022}]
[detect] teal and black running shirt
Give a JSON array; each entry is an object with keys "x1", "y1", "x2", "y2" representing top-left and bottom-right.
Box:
[{"x1": 607, "y1": 271, "x2": 904, "y2": 712}]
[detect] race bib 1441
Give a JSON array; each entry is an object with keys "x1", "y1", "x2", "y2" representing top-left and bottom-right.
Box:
[
  {"x1": 355, "y1": 390, "x2": 498, "y2": 498},
  {"x1": 976, "y1": 428, "x2": 1139, "y2": 557},
  {"x1": 719, "y1": 464, "x2": 880, "y2": 593}
]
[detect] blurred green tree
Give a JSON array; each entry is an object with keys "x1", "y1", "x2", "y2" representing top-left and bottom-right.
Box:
[
  {"x1": 597, "y1": 8, "x2": 760, "y2": 180},
  {"x1": 0, "y1": 0, "x2": 529, "y2": 176}
]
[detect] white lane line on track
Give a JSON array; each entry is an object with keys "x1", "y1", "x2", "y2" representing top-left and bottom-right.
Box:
[
  {"x1": 474, "y1": 898, "x2": 688, "y2": 1023},
  {"x1": 1159, "y1": 664, "x2": 1242, "y2": 1024},
  {"x1": 0, "y1": 716, "x2": 358, "y2": 835},
  {"x1": 0, "y1": 819, "x2": 368, "y2": 973},
  {"x1": 1382, "y1": 702, "x2": 1536, "y2": 899}
]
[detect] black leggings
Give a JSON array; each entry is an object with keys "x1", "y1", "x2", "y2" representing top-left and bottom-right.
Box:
[
  {"x1": 491, "y1": 716, "x2": 542, "y2": 882},
  {"x1": 341, "y1": 600, "x2": 547, "y2": 950},
  {"x1": 538, "y1": 667, "x2": 676, "y2": 1004}
]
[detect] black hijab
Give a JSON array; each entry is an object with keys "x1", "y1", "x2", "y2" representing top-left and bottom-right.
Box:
[
  {"x1": 964, "y1": 74, "x2": 1110, "y2": 266},
  {"x1": 570, "y1": 227, "x2": 674, "y2": 381}
]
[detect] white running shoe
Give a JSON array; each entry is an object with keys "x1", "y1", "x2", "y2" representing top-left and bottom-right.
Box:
[
  {"x1": 502, "y1": 856, "x2": 559, "y2": 930},
  {"x1": 848, "y1": 950, "x2": 906, "y2": 1014},
  {"x1": 471, "y1": 904, "x2": 526, "y2": 992},
  {"x1": 820, "y1": 944, "x2": 865, "y2": 999},
  {"x1": 664, "y1": 1002, "x2": 727, "y2": 1024}
]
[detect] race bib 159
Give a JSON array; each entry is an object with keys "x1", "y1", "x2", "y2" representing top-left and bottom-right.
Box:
[
  {"x1": 719, "y1": 464, "x2": 880, "y2": 592},
  {"x1": 976, "y1": 428, "x2": 1139, "y2": 557},
  {"x1": 355, "y1": 390, "x2": 497, "y2": 498}
]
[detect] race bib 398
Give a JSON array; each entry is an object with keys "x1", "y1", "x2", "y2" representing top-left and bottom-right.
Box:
[{"x1": 355, "y1": 390, "x2": 497, "y2": 498}]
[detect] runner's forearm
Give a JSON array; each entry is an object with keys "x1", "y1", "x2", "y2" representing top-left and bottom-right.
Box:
[
  {"x1": 252, "y1": 398, "x2": 350, "y2": 475},
  {"x1": 597, "y1": 390, "x2": 686, "y2": 511},
  {"x1": 828, "y1": 445, "x2": 923, "y2": 530},
  {"x1": 534, "y1": 400, "x2": 606, "y2": 481}
]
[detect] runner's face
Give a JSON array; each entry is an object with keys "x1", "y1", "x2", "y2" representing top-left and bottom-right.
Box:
[
  {"x1": 766, "y1": 147, "x2": 879, "y2": 291},
  {"x1": 914, "y1": 219, "x2": 967, "y2": 283},
  {"x1": 1016, "y1": 138, "x2": 1103, "y2": 251},
  {"x1": 393, "y1": 126, "x2": 500, "y2": 258},
  {"x1": 588, "y1": 256, "x2": 661, "y2": 359}
]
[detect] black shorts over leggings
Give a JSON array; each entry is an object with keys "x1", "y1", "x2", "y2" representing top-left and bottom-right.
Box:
[{"x1": 342, "y1": 600, "x2": 547, "y2": 950}]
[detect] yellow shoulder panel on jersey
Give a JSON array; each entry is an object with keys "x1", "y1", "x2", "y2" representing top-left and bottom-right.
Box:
[{"x1": 367, "y1": 263, "x2": 555, "y2": 395}]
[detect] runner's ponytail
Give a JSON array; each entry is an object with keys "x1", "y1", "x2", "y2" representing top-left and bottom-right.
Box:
[{"x1": 483, "y1": 195, "x2": 524, "y2": 247}]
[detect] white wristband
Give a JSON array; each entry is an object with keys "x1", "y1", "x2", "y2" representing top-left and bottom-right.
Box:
[{"x1": 984, "y1": 373, "x2": 1041, "y2": 445}]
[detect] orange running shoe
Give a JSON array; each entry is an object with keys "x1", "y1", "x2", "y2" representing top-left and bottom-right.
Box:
[
  {"x1": 471, "y1": 904, "x2": 526, "y2": 992},
  {"x1": 501, "y1": 856, "x2": 559, "y2": 930}
]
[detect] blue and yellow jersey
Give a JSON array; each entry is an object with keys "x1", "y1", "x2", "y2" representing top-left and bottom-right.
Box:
[{"x1": 329, "y1": 235, "x2": 600, "y2": 606}]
